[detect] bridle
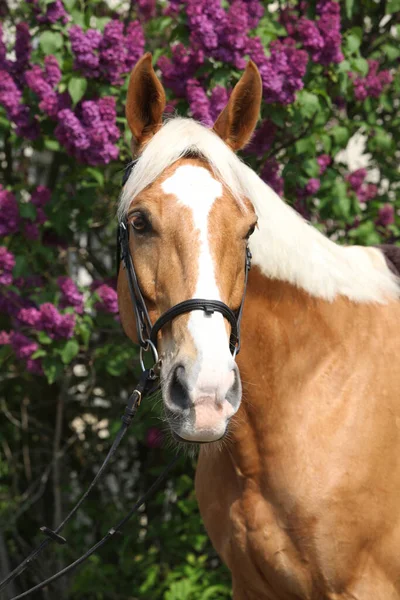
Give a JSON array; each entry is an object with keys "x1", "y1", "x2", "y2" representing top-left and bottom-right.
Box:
[
  {"x1": 118, "y1": 160, "x2": 252, "y2": 370},
  {"x1": 0, "y1": 160, "x2": 252, "y2": 599}
]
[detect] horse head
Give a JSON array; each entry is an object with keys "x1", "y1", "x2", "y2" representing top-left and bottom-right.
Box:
[{"x1": 117, "y1": 54, "x2": 261, "y2": 443}]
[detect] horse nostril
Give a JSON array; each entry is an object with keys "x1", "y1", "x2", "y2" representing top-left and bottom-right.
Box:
[{"x1": 168, "y1": 364, "x2": 192, "y2": 410}]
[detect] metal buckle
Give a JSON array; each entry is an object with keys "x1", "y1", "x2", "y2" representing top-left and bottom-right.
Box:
[{"x1": 139, "y1": 339, "x2": 159, "y2": 372}]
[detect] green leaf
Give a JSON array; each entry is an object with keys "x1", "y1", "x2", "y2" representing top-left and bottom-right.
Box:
[
  {"x1": 295, "y1": 137, "x2": 315, "y2": 154},
  {"x1": 68, "y1": 76, "x2": 88, "y2": 106},
  {"x1": 330, "y1": 126, "x2": 350, "y2": 147},
  {"x1": 352, "y1": 57, "x2": 368, "y2": 76},
  {"x1": 43, "y1": 358, "x2": 63, "y2": 384},
  {"x1": 303, "y1": 159, "x2": 319, "y2": 178},
  {"x1": 345, "y1": 28, "x2": 362, "y2": 54},
  {"x1": 19, "y1": 203, "x2": 37, "y2": 221},
  {"x1": 296, "y1": 90, "x2": 320, "y2": 119},
  {"x1": 31, "y1": 349, "x2": 47, "y2": 359},
  {"x1": 60, "y1": 339, "x2": 79, "y2": 364},
  {"x1": 86, "y1": 167, "x2": 104, "y2": 187},
  {"x1": 386, "y1": 0, "x2": 400, "y2": 13},
  {"x1": 44, "y1": 139, "x2": 61, "y2": 152},
  {"x1": 39, "y1": 31, "x2": 63, "y2": 55},
  {"x1": 345, "y1": 0, "x2": 354, "y2": 18},
  {"x1": 63, "y1": 0, "x2": 76, "y2": 10},
  {"x1": 38, "y1": 331, "x2": 53, "y2": 345},
  {"x1": 13, "y1": 255, "x2": 28, "y2": 277}
]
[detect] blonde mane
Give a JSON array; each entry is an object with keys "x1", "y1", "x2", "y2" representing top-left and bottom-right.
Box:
[{"x1": 119, "y1": 117, "x2": 399, "y2": 304}]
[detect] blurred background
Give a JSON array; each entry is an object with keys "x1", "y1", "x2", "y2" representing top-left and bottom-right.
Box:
[{"x1": 0, "y1": 0, "x2": 399, "y2": 598}]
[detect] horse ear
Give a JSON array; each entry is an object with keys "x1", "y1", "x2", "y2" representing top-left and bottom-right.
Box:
[
  {"x1": 213, "y1": 60, "x2": 262, "y2": 151},
  {"x1": 126, "y1": 53, "x2": 166, "y2": 152}
]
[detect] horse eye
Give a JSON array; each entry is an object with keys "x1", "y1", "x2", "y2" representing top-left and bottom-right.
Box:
[
  {"x1": 246, "y1": 224, "x2": 256, "y2": 239},
  {"x1": 131, "y1": 214, "x2": 149, "y2": 233}
]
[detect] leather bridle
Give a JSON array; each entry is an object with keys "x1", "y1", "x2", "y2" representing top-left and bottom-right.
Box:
[{"x1": 118, "y1": 161, "x2": 252, "y2": 368}]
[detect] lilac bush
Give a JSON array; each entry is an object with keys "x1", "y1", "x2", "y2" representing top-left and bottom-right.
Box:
[{"x1": 0, "y1": 0, "x2": 399, "y2": 597}]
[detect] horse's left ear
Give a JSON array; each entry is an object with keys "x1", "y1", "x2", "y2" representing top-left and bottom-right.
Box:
[
  {"x1": 213, "y1": 60, "x2": 262, "y2": 151},
  {"x1": 126, "y1": 53, "x2": 166, "y2": 152}
]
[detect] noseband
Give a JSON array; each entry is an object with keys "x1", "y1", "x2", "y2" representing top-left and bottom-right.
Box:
[{"x1": 118, "y1": 162, "x2": 252, "y2": 367}]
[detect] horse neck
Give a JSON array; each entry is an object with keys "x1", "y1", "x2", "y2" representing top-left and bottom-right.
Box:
[{"x1": 231, "y1": 266, "x2": 374, "y2": 478}]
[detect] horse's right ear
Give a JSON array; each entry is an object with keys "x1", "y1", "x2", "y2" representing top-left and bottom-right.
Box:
[{"x1": 126, "y1": 53, "x2": 166, "y2": 153}]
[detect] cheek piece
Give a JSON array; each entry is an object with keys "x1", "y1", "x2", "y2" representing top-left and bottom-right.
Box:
[{"x1": 118, "y1": 162, "x2": 252, "y2": 370}]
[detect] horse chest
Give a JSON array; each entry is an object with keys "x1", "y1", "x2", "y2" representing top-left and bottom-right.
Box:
[{"x1": 196, "y1": 452, "x2": 315, "y2": 599}]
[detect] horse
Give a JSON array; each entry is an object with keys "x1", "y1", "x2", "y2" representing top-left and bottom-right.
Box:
[{"x1": 117, "y1": 53, "x2": 400, "y2": 599}]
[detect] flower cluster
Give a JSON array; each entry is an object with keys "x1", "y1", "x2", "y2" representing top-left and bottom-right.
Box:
[
  {"x1": 0, "y1": 185, "x2": 50, "y2": 240},
  {"x1": 25, "y1": 56, "x2": 68, "y2": 119},
  {"x1": 351, "y1": 60, "x2": 393, "y2": 101},
  {"x1": 27, "y1": 0, "x2": 68, "y2": 24},
  {"x1": 0, "y1": 247, "x2": 15, "y2": 285},
  {"x1": 297, "y1": 1, "x2": 343, "y2": 65},
  {"x1": 94, "y1": 283, "x2": 119, "y2": 314},
  {"x1": 261, "y1": 159, "x2": 284, "y2": 197},
  {"x1": 248, "y1": 120, "x2": 277, "y2": 156},
  {"x1": 346, "y1": 169, "x2": 378, "y2": 203},
  {"x1": 377, "y1": 204, "x2": 395, "y2": 227},
  {"x1": 317, "y1": 154, "x2": 332, "y2": 174},
  {"x1": 58, "y1": 277, "x2": 84, "y2": 314},
  {"x1": 55, "y1": 97, "x2": 120, "y2": 165},
  {"x1": 69, "y1": 20, "x2": 145, "y2": 85},
  {"x1": 247, "y1": 37, "x2": 308, "y2": 104}
]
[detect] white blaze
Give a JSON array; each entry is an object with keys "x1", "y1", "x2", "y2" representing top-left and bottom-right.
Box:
[{"x1": 162, "y1": 165, "x2": 235, "y2": 397}]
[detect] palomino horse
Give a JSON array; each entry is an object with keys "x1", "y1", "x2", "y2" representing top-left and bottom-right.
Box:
[{"x1": 117, "y1": 54, "x2": 400, "y2": 599}]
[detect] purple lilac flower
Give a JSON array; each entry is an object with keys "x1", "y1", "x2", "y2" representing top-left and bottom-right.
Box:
[
  {"x1": 0, "y1": 186, "x2": 19, "y2": 237},
  {"x1": 99, "y1": 21, "x2": 128, "y2": 85},
  {"x1": 158, "y1": 44, "x2": 204, "y2": 97},
  {"x1": 17, "y1": 307, "x2": 41, "y2": 327},
  {"x1": 304, "y1": 178, "x2": 321, "y2": 196},
  {"x1": 352, "y1": 60, "x2": 393, "y2": 101},
  {"x1": 44, "y1": 56, "x2": 61, "y2": 87},
  {"x1": 209, "y1": 85, "x2": 229, "y2": 122},
  {"x1": 69, "y1": 26, "x2": 102, "y2": 78},
  {"x1": 28, "y1": 0, "x2": 69, "y2": 24},
  {"x1": 242, "y1": 0, "x2": 264, "y2": 29},
  {"x1": 0, "y1": 23, "x2": 7, "y2": 69},
  {"x1": 0, "y1": 70, "x2": 38, "y2": 138},
  {"x1": 31, "y1": 186, "x2": 51, "y2": 208},
  {"x1": 13, "y1": 23, "x2": 31, "y2": 87},
  {"x1": 357, "y1": 183, "x2": 378, "y2": 203},
  {"x1": 298, "y1": 1, "x2": 343, "y2": 65},
  {"x1": 146, "y1": 427, "x2": 164, "y2": 448},
  {"x1": 0, "y1": 247, "x2": 15, "y2": 285},
  {"x1": 247, "y1": 37, "x2": 308, "y2": 104},
  {"x1": 248, "y1": 120, "x2": 277, "y2": 156},
  {"x1": 261, "y1": 159, "x2": 284, "y2": 196},
  {"x1": 346, "y1": 168, "x2": 367, "y2": 192},
  {"x1": 58, "y1": 276, "x2": 84, "y2": 314},
  {"x1": 0, "y1": 330, "x2": 10, "y2": 344},
  {"x1": 55, "y1": 109, "x2": 90, "y2": 153},
  {"x1": 317, "y1": 154, "x2": 331, "y2": 175},
  {"x1": 39, "y1": 302, "x2": 76, "y2": 339},
  {"x1": 24, "y1": 222, "x2": 40, "y2": 240},
  {"x1": 11, "y1": 332, "x2": 38, "y2": 360},
  {"x1": 377, "y1": 205, "x2": 395, "y2": 227},
  {"x1": 0, "y1": 289, "x2": 27, "y2": 317},
  {"x1": 25, "y1": 64, "x2": 61, "y2": 118},
  {"x1": 95, "y1": 284, "x2": 118, "y2": 314},
  {"x1": 137, "y1": 0, "x2": 156, "y2": 21},
  {"x1": 69, "y1": 21, "x2": 144, "y2": 84},
  {"x1": 186, "y1": 79, "x2": 212, "y2": 126},
  {"x1": 26, "y1": 358, "x2": 43, "y2": 374},
  {"x1": 125, "y1": 21, "x2": 146, "y2": 70}
]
